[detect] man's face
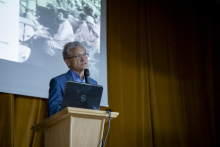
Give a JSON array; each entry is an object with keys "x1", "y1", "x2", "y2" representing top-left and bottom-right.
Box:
[
  {"x1": 57, "y1": 12, "x2": 63, "y2": 20},
  {"x1": 86, "y1": 21, "x2": 93, "y2": 29},
  {"x1": 65, "y1": 46, "x2": 88, "y2": 73},
  {"x1": 94, "y1": 16, "x2": 100, "y2": 24}
]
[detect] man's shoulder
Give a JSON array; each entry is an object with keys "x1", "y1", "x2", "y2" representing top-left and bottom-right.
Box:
[
  {"x1": 51, "y1": 72, "x2": 68, "y2": 82},
  {"x1": 76, "y1": 22, "x2": 88, "y2": 32},
  {"x1": 90, "y1": 77, "x2": 98, "y2": 85}
]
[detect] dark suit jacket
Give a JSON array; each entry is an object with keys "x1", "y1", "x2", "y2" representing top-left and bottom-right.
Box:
[{"x1": 47, "y1": 70, "x2": 98, "y2": 117}]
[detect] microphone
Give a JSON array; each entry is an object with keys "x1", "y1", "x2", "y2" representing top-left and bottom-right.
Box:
[{"x1": 84, "y1": 69, "x2": 90, "y2": 84}]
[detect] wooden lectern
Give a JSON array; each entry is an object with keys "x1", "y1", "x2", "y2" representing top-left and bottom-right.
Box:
[{"x1": 31, "y1": 107, "x2": 119, "y2": 147}]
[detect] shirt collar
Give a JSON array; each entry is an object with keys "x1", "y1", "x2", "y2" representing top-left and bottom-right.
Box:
[{"x1": 70, "y1": 70, "x2": 85, "y2": 83}]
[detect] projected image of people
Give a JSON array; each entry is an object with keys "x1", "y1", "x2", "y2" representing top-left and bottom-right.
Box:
[{"x1": 19, "y1": 0, "x2": 101, "y2": 79}]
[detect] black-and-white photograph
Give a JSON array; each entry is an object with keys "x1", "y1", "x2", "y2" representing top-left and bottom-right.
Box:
[{"x1": 19, "y1": 0, "x2": 101, "y2": 79}]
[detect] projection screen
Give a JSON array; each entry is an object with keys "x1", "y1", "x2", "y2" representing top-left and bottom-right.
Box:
[{"x1": 0, "y1": 0, "x2": 108, "y2": 106}]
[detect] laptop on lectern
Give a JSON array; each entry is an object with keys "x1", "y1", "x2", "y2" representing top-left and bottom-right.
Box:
[{"x1": 61, "y1": 81, "x2": 103, "y2": 110}]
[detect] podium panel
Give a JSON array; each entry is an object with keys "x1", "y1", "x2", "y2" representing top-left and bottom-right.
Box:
[{"x1": 31, "y1": 107, "x2": 119, "y2": 147}]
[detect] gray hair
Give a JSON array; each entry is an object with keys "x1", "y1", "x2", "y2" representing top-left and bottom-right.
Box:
[{"x1": 62, "y1": 41, "x2": 83, "y2": 59}]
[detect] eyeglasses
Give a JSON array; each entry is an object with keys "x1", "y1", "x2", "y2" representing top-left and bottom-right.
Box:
[{"x1": 65, "y1": 53, "x2": 89, "y2": 59}]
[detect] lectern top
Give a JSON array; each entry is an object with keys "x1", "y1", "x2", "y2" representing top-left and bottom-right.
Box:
[{"x1": 31, "y1": 107, "x2": 119, "y2": 132}]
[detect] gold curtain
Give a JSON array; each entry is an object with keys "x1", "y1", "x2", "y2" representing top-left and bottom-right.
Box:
[
  {"x1": 0, "y1": 94, "x2": 47, "y2": 147},
  {"x1": 0, "y1": 0, "x2": 220, "y2": 146}
]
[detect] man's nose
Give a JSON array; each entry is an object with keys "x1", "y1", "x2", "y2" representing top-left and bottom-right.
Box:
[{"x1": 80, "y1": 56, "x2": 86, "y2": 61}]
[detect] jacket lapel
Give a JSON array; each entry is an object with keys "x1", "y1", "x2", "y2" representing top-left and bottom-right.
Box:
[{"x1": 66, "y1": 70, "x2": 74, "y2": 81}]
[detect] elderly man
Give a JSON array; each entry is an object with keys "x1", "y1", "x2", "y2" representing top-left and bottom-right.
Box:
[
  {"x1": 47, "y1": 41, "x2": 98, "y2": 117},
  {"x1": 74, "y1": 16, "x2": 99, "y2": 59},
  {"x1": 43, "y1": 9, "x2": 74, "y2": 56}
]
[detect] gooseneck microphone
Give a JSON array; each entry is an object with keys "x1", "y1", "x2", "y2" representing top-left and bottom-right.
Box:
[{"x1": 84, "y1": 69, "x2": 90, "y2": 84}]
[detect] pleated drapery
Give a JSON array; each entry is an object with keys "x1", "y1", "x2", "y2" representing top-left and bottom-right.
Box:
[
  {"x1": 0, "y1": 94, "x2": 47, "y2": 147},
  {"x1": 1, "y1": 0, "x2": 220, "y2": 146}
]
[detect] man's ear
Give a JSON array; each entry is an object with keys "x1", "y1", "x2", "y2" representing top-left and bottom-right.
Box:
[{"x1": 64, "y1": 59, "x2": 70, "y2": 67}]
